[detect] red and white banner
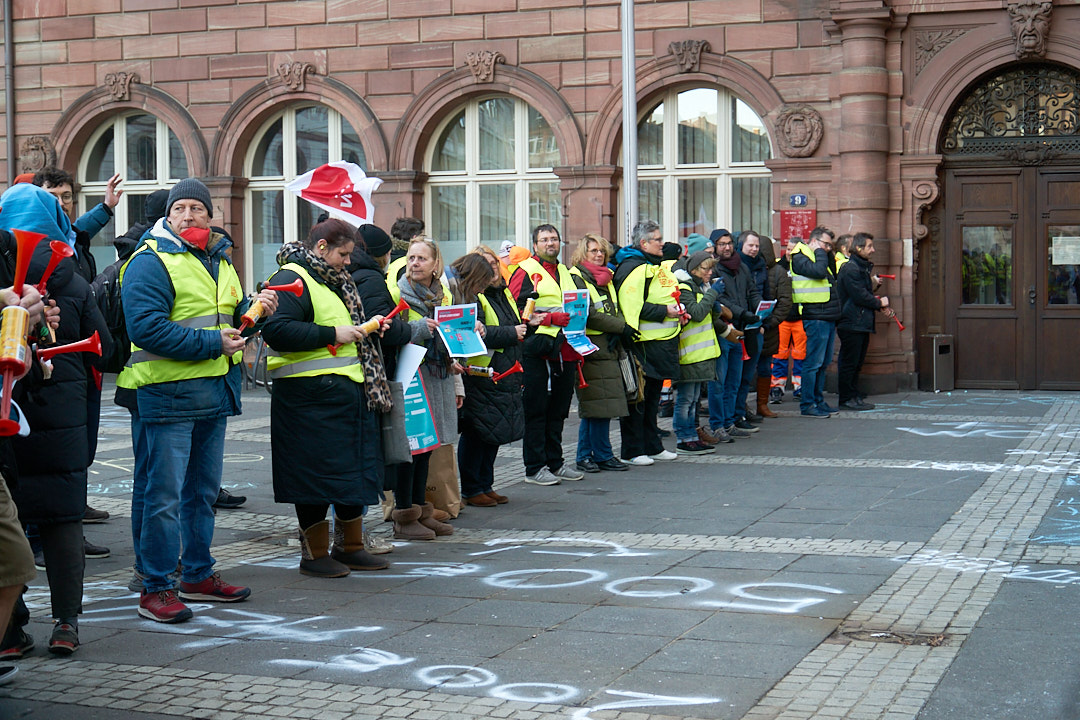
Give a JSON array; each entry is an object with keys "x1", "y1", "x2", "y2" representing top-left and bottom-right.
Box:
[{"x1": 285, "y1": 161, "x2": 382, "y2": 227}]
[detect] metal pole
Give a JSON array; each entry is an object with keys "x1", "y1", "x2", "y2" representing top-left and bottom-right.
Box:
[
  {"x1": 620, "y1": 0, "x2": 637, "y2": 246},
  {"x1": 4, "y1": 0, "x2": 15, "y2": 186}
]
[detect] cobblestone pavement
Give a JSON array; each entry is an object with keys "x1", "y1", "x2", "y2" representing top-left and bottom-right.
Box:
[{"x1": 2, "y1": 387, "x2": 1079, "y2": 719}]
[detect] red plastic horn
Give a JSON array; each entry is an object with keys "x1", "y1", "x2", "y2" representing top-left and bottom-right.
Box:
[
  {"x1": 670, "y1": 290, "x2": 689, "y2": 321},
  {"x1": 893, "y1": 314, "x2": 905, "y2": 332},
  {"x1": 263, "y1": 279, "x2": 304, "y2": 296},
  {"x1": 331, "y1": 299, "x2": 410, "y2": 355},
  {"x1": 36, "y1": 241, "x2": 75, "y2": 294},
  {"x1": 878, "y1": 274, "x2": 896, "y2": 280},
  {"x1": 385, "y1": 298, "x2": 409, "y2": 321},
  {"x1": 10, "y1": 229, "x2": 47, "y2": 294},
  {"x1": 37, "y1": 330, "x2": 102, "y2": 363},
  {"x1": 741, "y1": 339, "x2": 750, "y2": 361},
  {"x1": 492, "y1": 360, "x2": 523, "y2": 383},
  {"x1": 575, "y1": 361, "x2": 589, "y2": 389}
]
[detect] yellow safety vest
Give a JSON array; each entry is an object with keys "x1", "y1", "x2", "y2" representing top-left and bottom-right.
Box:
[
  {"x1": 515, "y1": 257, "x2": 577, "y2": 338},
  {"x1": 676, "y1": 282, "x2": 720, "y2": 365},
  {"x1": 469, "y1": 288, "x2": 521, "y2": 368},
  {"x1": 834, "y1": 251, "x2": 849, "y2": 274},
  {"x1": 384, "y1": 256, "x2": 407, "y2": 296},
  {"x1": 789, "y1": 243, "x2": 831, "y2": 305},
  {"x1": 117, "y1": 237, "x2": 244, "y2": 389},
  {"x1": 569, "y1": 266, "x2": 619, "y2": 337},
  {"x1": 263, "y1": 263, "x2": 366, "y2": 382},
  {"x1": 617, "y1": 260, "x2": 681, "y2": 341}
]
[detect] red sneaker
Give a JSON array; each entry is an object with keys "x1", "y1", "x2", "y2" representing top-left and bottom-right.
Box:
[
  {"x1": 139, "y1": 590, "x2": 193, "y2": 623},
  {"x1": 178, "y1": 573, "x2": 251, "y2": 603}
]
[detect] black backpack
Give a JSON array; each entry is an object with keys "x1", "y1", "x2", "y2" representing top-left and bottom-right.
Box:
[{"x1": 89, "y1": 258, "x2": 130, "y2": 374}]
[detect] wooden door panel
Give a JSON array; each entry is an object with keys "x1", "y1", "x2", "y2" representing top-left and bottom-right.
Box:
[
  {"x1": 1038, "y1": 317, "x2": 1080, "y2": 390},
  {"x1": 955, "y1": 316, "x2": 1019, "y2": 389}
]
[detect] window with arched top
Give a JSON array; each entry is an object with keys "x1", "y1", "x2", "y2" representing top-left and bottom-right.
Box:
[
  {"x1": 244, "y1": 105, "x2": 367, "y2": 285},
  {"x1": 425, "y1": 96, "x2": 561, "y2": 262},
  {"x1": 79, "y1": 113, "x2": 189, "y2": 268},
  {"x1": 632, "y1": 87, "x2": 771, "y2": 242}
]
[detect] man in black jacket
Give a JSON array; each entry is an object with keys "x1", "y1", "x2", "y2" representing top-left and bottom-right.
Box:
[
  {"x1": 835, "y1": 232, "x2": 888, "y2": 411},
  {"x1": 790, "y1": 226, "x2": 840, "y2": 418}
]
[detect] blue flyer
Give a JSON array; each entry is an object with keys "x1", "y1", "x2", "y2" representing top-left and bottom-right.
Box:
[
  {"x1": 562, "y1": 290, "x2": 598, "y2": 356},
  {"x1": 402, "y1": 370, "x2": 440, "y2": 455},
  {"x1": 435, "y1": 303, "x2": 488, "y2": 358}
]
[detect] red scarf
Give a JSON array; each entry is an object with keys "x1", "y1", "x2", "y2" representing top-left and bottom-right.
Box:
[
  {"x1": 180, "y1": 227, "x2": 210, "y2": 251},
  {"x1": 580, "y1": 260, "x2": 613, "y2": 287}
]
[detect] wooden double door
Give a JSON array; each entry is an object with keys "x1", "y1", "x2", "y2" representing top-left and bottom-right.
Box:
[{"x1": 944, "y1": 166, "x2": 1080, "y2": 389}]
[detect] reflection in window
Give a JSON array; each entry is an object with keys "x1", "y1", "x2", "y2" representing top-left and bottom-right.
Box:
[
  {"x1": 245, "y1": 105, "x2": 368, "y2": 286},
  {"x1": 961, "y1": 226, "x2": 1012, "y2": 305},
  {"x1": 79, "y1": 113, "x2": 189, "y2": 268},
  {"x1": 1048, "y1": 226, "x2": 1080, "y2": 304},
  {"x1": 427, "y1": 96, "x2": 561, "y2": 264},
  {"x1": 633, "y1": 88, "x2": 770, "y2": 243}
]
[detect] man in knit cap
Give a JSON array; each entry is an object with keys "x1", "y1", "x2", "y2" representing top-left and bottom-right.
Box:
[{"x1": 119, "y1": 178, "x2": 279, "y2": 624}]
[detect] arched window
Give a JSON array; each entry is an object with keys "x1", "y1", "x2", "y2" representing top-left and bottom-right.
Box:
[
  {"x1": 425, "y1": 97, "x2": 561, "y2": 261},
  {"x1": 79, "y1": 113, "x2": 189, "y2": 269},
  {"x1": 245, "y1": 105, "x2": 367, "y2": 285},
  {"x1": 633, "y1": 87, "x2": 771, "y2": 242}
]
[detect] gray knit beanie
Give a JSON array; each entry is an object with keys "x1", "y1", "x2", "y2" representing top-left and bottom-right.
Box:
[{"x1": 167, "y1": 178, "x2": 213, "y2": 218}]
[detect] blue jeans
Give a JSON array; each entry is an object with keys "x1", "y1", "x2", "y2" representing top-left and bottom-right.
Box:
[
  {"x1": 136, "y1": 416, "x2": 226, "y2": 593},
  {"x1": 708, "y1": 339, "x2": 744, "y2": 430},
  {"x1": 736, "y1": 331, "x2": 761, "y2": 420},
  {"x1": 673, "y1": 381, "x2": 703, "y2": 442},
  {"x1": 130, "y1": 410, "x2": 150, "y2": 575},
  {"x1": 577, "y1": 417, "x2": 614, "y2": 463},
  {"x1": 801, "y1": 319, "x2": 836, "y2": 412}
]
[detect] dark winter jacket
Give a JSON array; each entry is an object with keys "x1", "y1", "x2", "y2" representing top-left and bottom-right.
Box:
[
  {"x1": 572, "y1": 265, "x2": 629, "y2": 419},
  {"x1": 715, "y1": 257, "x2": 762, "y2": 331},
  {"x1": 12, "y1": 243, "x2": 112, "y2": 524},
  {"x1": 836, "y1": 252, "x2": 883, "y2": 333},
  {"x1": 761, "y1": 239, "x2": 793, "y2": 357},
  {"x1": 614, "y1": 247, "x2": 680, "y2": 381},
  {"x1": 790, "y1": 246, "x2": 841, "y2": 322},
  {"x1": 349, "y1": 247, "x2": 411, "y2": 379},
  {"x1": 460, "y1": 285, "x2": 524, "y2": 445}
]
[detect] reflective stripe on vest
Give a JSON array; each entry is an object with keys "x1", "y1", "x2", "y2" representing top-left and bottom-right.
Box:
[
  {"x1": 516, "y1": 257, "x2": 577, "y2": 338},
  {"x1": 117, "y1": 237, "x2": 244, "y2": 389},
  {"x1": 617, "y1": 261, "x2": 680, "y2": 341},
  {"x1": 470, "y1": 288, "x2": 520, "y2": 367},
  {"x1": 676, "y1": 283, "x2": 720, "y2": 364},
  {"x1": 264, "y1": 263, "x2": 365, "y2": 382},
  {"x1": 789, "y1": 243, "x2": 831, "y2": 305}
]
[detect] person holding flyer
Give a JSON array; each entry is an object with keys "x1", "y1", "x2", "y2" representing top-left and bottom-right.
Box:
[
  {"x1": 508, "y1": 225, "x2": 583, "y2": 486},
  {"x1": 389, "y1": 237, "x2": 464, "y2": 538}
]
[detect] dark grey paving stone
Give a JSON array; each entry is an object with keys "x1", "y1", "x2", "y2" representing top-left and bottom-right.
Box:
[
  {"x1": 0, "y1": 699, "x2": 181, "y2": 720},
  {"x1": 440, "y1": 599, "x2": 590, "y2": 628},
  {"x1": 475, "y1": 656, "x2": 624, "y2": 703},
  {"x1": 779, "y1": 554, "x2": 902, "y2": 576},
  {"x1": 788, "y1": 484, "x2": 893, "y2": 509},
  {"x1": 764, "y1": 568, "x2": 890, "y2": 597},
  {"x1": 601, "y1": 669, "x2": 770, "y2": 720},
  {"x1": 761, "y1": 507, "x2": 863, "y2": 524},
  {"x1": 684, "y1": 611, "x2": 837, "y2": 646},
  {"x1": 75, "y1": 627, "x2": 227, "y2": 666},
  {"x1": 678, "y1": 551, "x2": 801, "y2": 572},
  {"x1": 379, "y1": 621, "x2": 543, "y2": 659},
  {"x1": 336, "y1": 591, "x2": 478, "y2": 623},
  {"x1": 636, "y1": 638, "x2": 808, "y2": 680},
  {"x1": 497, "y1": 628, "x2": 669, "y2": 670},
  {"x1": 558, "y1": 605, "x2": 711, "y2": 637},
  {"x1": 739, "y1": 521, "x2": 838, "y2": 539}
]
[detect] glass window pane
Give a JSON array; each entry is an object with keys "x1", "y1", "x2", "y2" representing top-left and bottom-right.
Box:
[
  {"x1": 528, "y1": 181, "x2": 560, "y2": 232},
  {"x1": 252, "y1": 118, "x2": 284, "y2": 177},
  {"x1": 678, "y1": 88, "x2": 718, "y2": 165},
  {"x1": 1047, "y1": 226, "x2": 1080, "y2": 304},
  {"x1": 638, "y1": 102, "x2": 664, "y2": 166},
  {"x1": 125, "y1": 114, "x2": 157, "y2": 182},
  {"x1": 86, "y1": 128, "x2": 115, "y2": 183},
  {"x1": 251, "y1": 189, "x2": 285, "y2": 284},
  {"x1": 961, "y1": 226, "x2": 1012, "y2": 305},
  {"x1": 296, "y1": 196, "x2": 321, "y2": 247},
  {"x1": 678, "y1": 178, "x2": 716, "y2": 239},
  {"x1": 528, "y1": 107, "x2": 558, "y2": 169},
  {"x1": 480, "y1": 183, "x2": 515, "y2": 249},
  {"x1": 341, "y1": 118, "x2": 367, "y2": 169},
  {"x1": 83, "y1": 194, "x2": 117, "y2": 269},
  {"x1": 432, "y1": 184, "x2": 467, "y2": 262},
  {"x1": 433, "y1": 110, "x2": 466, "y2": 172},
  {"x1": 479, "y1": 98, "x2": 515, "y2": 171},
  {"x1": 168, "y1": 127, "x2": 188, "y2": 180},
  {"x1": 639, "y1": 179, "x2": 663, "y2": 225},
  {"x1": 731, "y1": 98, "x2": 770, "y2": 163},
  {"x1": 126, "y1": 193, "x2": 151, "y2": 228},
  {"x1": 732, "y1": 177, "x2": 771, "y2": 236},
  {"x1": 295, "y1": 106, "x2": 329, "y2": 174}
]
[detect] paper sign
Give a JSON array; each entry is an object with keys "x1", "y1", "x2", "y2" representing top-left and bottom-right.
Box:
[
  {"x1": 562, "y1": 290, "x2": 598, "y2": 356},
  {"x1": 402, "y1": 370, "x2": 439, "y2": 454},
  {"x1": 435, "y1": 303, "x2": 488, "y2": 358},
  {"x1": 395, "y1": 343, "x2": 428, "y2": 386},
  {"x1": 743, "y1": 300, "x2": 777, "y2": 330}
]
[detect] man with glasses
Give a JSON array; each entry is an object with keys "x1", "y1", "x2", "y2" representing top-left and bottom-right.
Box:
[
  {"x1": 789, "y1": 226, "x2": 841, "y2": 418},
  {"x1": 614, "y1": 220, "x2": 683, "y2": 465}
]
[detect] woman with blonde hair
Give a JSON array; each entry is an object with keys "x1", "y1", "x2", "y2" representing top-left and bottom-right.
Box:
[{"x1": 568, "y1": 233, "x2": 634, "y2": 473}]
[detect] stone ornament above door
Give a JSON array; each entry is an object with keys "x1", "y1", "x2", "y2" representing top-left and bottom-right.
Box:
[
  {"x1": 465, "y1": 51, "x2": 505, "y2": 84},
  {"x1": 103, "y1": 71, "x2": 140, "y2": 101},
  {"x1": 1008, "y1": 0, "x2": 1053, "y2": 60},
  {"x1": 277, "y1": 62, "x2": 315, "y2": 92},
  {"x1": 668, "y1": 40, "x2": 710, "y2": 73},
  {"x1": 774, "y1": 105, "x2": 824, "y2": 158}
]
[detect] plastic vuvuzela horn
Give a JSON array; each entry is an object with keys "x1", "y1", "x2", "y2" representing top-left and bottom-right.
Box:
[
  {"x1": 0, "y1": 229, "x2": 48, "y2": 436},
  {"x1": 878, "y1": 274, "x2": 896, "y2": 280},
  {"x1": 492, "y1": 360, "x2": 523, "y2": 383},
  {"x1": 329, "y1": 298, "x2": 409, "y2": 356},
  {"x1": 238, "y1": 279, "x2": 303, "y2": 332},
  {"x1": 36, "y1": 241, "x2": 75, "y2": 295},
  {"x1": 36, "y1": 330, "x2": 102, "y2": 363}
]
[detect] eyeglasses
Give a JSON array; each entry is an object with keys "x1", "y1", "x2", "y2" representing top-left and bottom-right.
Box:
[
  {"x1": 58, "y1": 193, "x2": 74, "y2": 203},
  {"x1": 715, "y1": 241, "x2": 733, "y2": 247}
]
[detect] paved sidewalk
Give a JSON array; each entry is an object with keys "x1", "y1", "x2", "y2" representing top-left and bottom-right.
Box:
[{"x1": 3, "y1": 387, "x2": 1080, "y2": 719}]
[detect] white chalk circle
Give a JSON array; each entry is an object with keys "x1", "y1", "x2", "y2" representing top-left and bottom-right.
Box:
[
  {"x1": 604, "y1": 575, "x2": 714, "y2": 598},
  {"x1": 484, "y1": 568, "x2": 607, "y2": 589},
  {"x1": 490, "y1": 683, "x2": 579, "y2": 703},
  {"x1": 417, "y1": 665, "x2": 497, "y2": 689}
]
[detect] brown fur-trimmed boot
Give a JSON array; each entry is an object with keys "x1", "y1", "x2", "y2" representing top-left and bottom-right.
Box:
[
  {"x1": 418, "y1": 502, "x2": 454, "y2": 536},
  {"x1": 330, "y1": 515, "x2": 389, "y2": 571},
  {"x1": 298, "y1": 520, "x2": 351, "y2": 578},
  {"x1": 392, "y1": 505, "x2": 435, "y2": 540},
  {"x1": 756, "y1": 376, "x2": 777, "y2": 418}
]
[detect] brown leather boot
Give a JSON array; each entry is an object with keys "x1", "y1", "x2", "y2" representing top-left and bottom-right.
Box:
[
  {"x1": 392, "y1": 505, "x2": 435, "y2": 540},
  {"x1": 331, "y1": 515, "x2": 389, "y2": 571},
  {"x1": 298, "y1": 520, "x2": 351, "y2": 578},
  {"x1": 756, "y1": 376, "x2": 777, "y2": 418},
  {"x1": 418, "y1": 502, "x2": 454, "y2": 536}
]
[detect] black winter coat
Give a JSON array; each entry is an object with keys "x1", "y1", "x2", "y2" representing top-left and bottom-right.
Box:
[
  {"x1": 715, "y1": 259, "x2": 762, "y2": 330},
  {"x1": 761, "y1": 238, "x2": 793, "y2": 357},
  {"x1": 836, "y1": 253, "x2": 882, "y2": 333},
  {"x1": 791, "y1": 246, "x2": 841, "y2": 322},
  {"x1": 12, "y1": 244, "x2": 112, "y2": 524},
  {"x1": 460, "y1": 286, "x2": 524, "y2": 446},
  {"x1": 349, "y1": 248, "x2": 411, "y2": 379}
]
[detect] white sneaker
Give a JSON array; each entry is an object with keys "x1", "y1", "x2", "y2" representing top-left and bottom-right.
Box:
[
  {"x1": 650, "y1": 450, "x2": 678, "y2": 461},
  {"x1": 551, "y1": 464, "x2": 584, "y2": 481},
  {"x1": 525, "y1": 467, "x2": 561, "y2": 486},
  {"x1": 628, "y1": 455, "x2": 655, "y2": 466}
]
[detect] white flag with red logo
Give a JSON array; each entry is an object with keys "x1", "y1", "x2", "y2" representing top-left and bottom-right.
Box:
[{"x1": 285, "y1": 161, "x2": 382, "y2": 227}]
